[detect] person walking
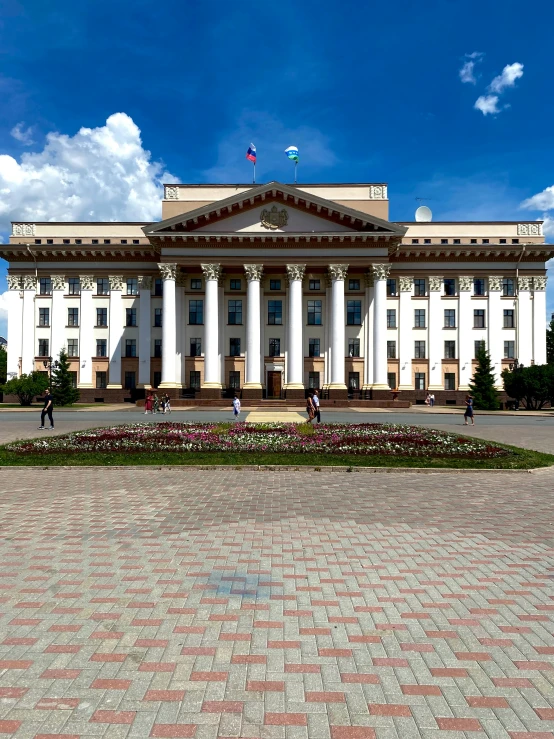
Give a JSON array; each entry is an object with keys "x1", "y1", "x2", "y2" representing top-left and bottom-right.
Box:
[
  {"x1": 144, "y1": 393, "x2": 153, "y2": 414},
  {"x1": 425, "y1": 392, "x2": 430, "y2": 406},
  {"x1": 163, "y1": 393, "x2": 171, "y2": 414},
  {"x1": 38, "y1": 388, "x2": 54, "y2": 430},
  {"x1": 232, "y1": 394, "x2": 241, "y2": 421},
  {"x1": 312, "y1": 389, "x2": 321, "y2": 423},
  {"x1": 153, "y1": 393, "x2": 159, "y2": 414},
  {"x1": 464, "y1": 395, "x2": 475, "y2": 425},
  {"x1": 306, "y1": 393, "x2": 315, "y2": 424},
  {"x1": 429, "y1": 392, "x2": 435, "y2": 408}
]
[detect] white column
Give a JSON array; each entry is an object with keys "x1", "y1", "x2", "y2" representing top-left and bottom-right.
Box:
[
  {"x1": 218, "y1": 279, "x2": 225, "y2": 387},
  {"x1": 50, "y1": 275, "x2": 66, "y2": 362},
  {"x1": 362, "y1": 272, "x2": 374, "y2": 390},
  {"x1": 457, "y1": 277, "x2": 473, "y2": 390},
  {"x1": 488, "y1": 276, "x2": 503, "y2": 388},
  {"x1": 78, "y1": 275, "x2": 95, "y2": 387},
  {"x1": 517, "y1": 277, "x2": 533, "y2": 366},
  {"x1": 201, "y1": 263, "x2": 222, "y2": 388},
  {"x1": 398, "y1": 275, "x2": 413, "y2": 390},
  {"x1": 244, "y1": 264, "x2": 264, "y2": 389},
  {"x1": 285, "y1": 264, "x2": 306, "y2": 389},
  {"x1": 158, "y1": 264, "x2": 178, "y2": 388},
  {"x1": 532, "y1": 276, "x2": 547, "y2": 365},
  {"x1": 138, "y1": 276, "x2": 152, "y2": 388},
  {"x1": 323, "y1": 278, "x2": 331, "y2": 388},
  {"x1": 328, "y1": 264, "x2": 348, "y2": 391},
  {"x1": 175, "y1": 273, "x2": 185, "y2": 386},
  {"x1": 21, "y1": 275, "x2": 35, "y2": 375},
  {"x1": 427, "y1": 276, "x2": 443, "y2": 390},
  {"x1": 7, "y1": 276, "x2": 23, "y2": 378},
  {"x1": 372, "y1": 264, "x2": 391, "y2": 390},
  {"x1": 107, "y1": 275, "x2": 123, "y2": 389}
]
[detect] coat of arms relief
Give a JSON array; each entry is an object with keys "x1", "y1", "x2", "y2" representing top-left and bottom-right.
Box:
[{"x1": 260, "y1": 205, "x2": 288, "y2": 230}]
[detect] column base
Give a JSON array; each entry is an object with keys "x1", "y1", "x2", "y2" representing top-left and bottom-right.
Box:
[
  {"x1": 242, "y1": 386, "x2": 263, "y2": 400},
  {"x1": 284, "y1": 387, "x2": 305, "y2": 400},
  {"x1": 458, "y1": 384, "x2": 470, "y2": 391},
  {"x1": 77, "y1": 383, "x2": 94, "y2": 389},
  {"x1": 137, "y1": 383, "x2": 153, "y2": 390},
  {"x1": 373, "y1": 383, "x2": 391, "y2": 390},
  {"x1": 427, "y1": 385, "x2": 444, "y2": 391},
  {"x1": 158, "y1": 382, "x2": 181, "y2": 389},
  {"x1": 398, "y1": 384, "x2": 414, "y2": 391},
  {"x1": 107, "y1": 384, "x2": 123, "y2": 389},
  {"x1": 328, "y1": 387, "x2": 348, "y2": 400},
  {"x1": 199, "y1": 387, "x2": 223, "y2": 399}
]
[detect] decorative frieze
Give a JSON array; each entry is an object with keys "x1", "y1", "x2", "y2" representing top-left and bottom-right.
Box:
[
  {"x1": 159, "y1": 263, "x2": 177, "y2": 281},
  {"x1": 488, "y1": 276, "x2": 503, "y2": 291},
  {"x1": 164, "y1": 186, "x2": 179, "y2": 200},
  {"x1": 458, "y1": 276, "x2": 473, "y2": 291},
  {"x1": 201, "y1": 263, "x2": 222, "y2": 281},
  {"x1": 7, "y1": 275, "x2": 22, "y2": 290},
  {"x1": 428, "y1": 276, "x2": 443, "y2": 292},
  {"x1": 22, "y1": 275, "x2": 36, "y2": 290},
  {"x1": 244, "y1": 264, "x2": 264, "y2": 282},
  {"x1": 369, "y1": 185, "x2": 388, "y2": 200},
  {"x1": 399, "y1": 275, "x2": 413, "y2": 291},
  {"x1": 328, "y1": 264, "x2": 349, "y2": 281},
  {"x1": 534, "y1": 275, "x2": 547, "y2": 291},
  {"x1": 372, "y1": 264, "x2": 391, "y2": 281},
  {"x1": 517, "y1": 222, "x2": 542, "y2": 236},
  {"x1": 518, "y1": 276, "x2": 533, "y2": 291},
  {"x1": 80, "y1": 275, "x2": 95, "y2": 291},
  {"x1": 109, "y1": 275, "x2": 124, "y2": 291},
  {"x1": 286, "y1": 264, "x2": 306, "y2": 282},
  {"x1": 12, "y1": 223, "x2": 35, "y2": 237},
  {"x1": 51, "y1": 275, "x2": 66, "y2": 291}
]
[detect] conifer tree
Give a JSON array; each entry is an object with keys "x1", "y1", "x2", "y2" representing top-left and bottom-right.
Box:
[
  {"x1": 468, "y1": 347, "x2": 500, "y2": 410},
  {"x1": 51, "y1": 349, "x2": 80, "y2": 406},
  {"x1": 547, "y1": 314, "x2": 554, "y2": 365}
]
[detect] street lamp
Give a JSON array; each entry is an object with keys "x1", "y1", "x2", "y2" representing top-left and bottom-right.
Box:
[{"x1": 42, "y1": 356, "x2": 58, "y2": 384}]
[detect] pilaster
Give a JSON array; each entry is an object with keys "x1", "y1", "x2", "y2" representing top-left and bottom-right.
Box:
[
  {"x1": 328, "y1": 264, "x2": 348, "y2": 397},
  {"x1": 107, "y1": 275, "x2": 123, "y2": 389},
  {"x1": 372, "y1": 264, "x2": 391, "y2": 390},
  {"x1": 159, "y1": 264, "x2": 179, "y2": 388},
  {"x1": 201, "y1": 263, "x2": 223, "y2": 395},
  {"x1": 244, "y1": 264, "x2": 264, "y2": 397},
  {"x1": 78, "y1": 275, "x2": 95, "y2": 387},
  {"x1": 6, "y1": 275, "x2": 23, "y2": 379},
  {"x1": 427, "y1": 276, "x2": 444, "y2": 390},
  {"x1": 138, "y1": 276, "x2": 152, "y2": 388},
  {"x1": 397, "y1": 275, "x2": 413, "y2": 390},
  {"x1": 285, "y1": 264, "x2": 306, "y2": 397}
]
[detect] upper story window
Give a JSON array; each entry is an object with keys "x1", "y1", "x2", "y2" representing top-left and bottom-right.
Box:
[
  {"x1": 411, "y1": 238, "x2": 419, "y2": 244},
  {"x1": 97, "y1": 278, "x2": 110, "y2": 296},
  {"x1": 307, "y1": 300, "x2": 322, "y2": 325},
  {"x1": 126, "y1": 307, "x2": 137, "y2": 327},
  {"x1": 189, "y1": 301, "x2": 203, "y2": 325},
  {"x1": 92, "y1": 239, "x2": 99, "y2": 245},
  {"x1": 474, "y1": 309, "x2": 486, "y2": 328},
  {"x1": 67, "y1": 307, "x2": 79, "y2": 327},
  {"x1": 269, "y1": 279, "x2": 281, "y2": 291},
  {"x1": 453, "y1": 238, "x2": 460, "y2": 245},
  {"x1": 47, "y1": 239, "x2": 53, "y2": 244},
  {"x1": 228, "y1": 300, "x2": 242, "y2": 325},
  {"x1": 68, "y1": 277, "x2": 80, "y2": 295},
  {"x1": 512, "y1": 238, "x2": 519, "y2": 244},
  {"x1": 39, "y1": 277, "x2": 51, "y2": 295},
  {"x1": 348, "y1": 279, "x2": 360, "y2": 291},
  {"x1": 386, "y1": 278, "x2": 397, "y2": 297},
  {"x1": 75, "y1": 239, "x2": 82, "y2": 245},
  {"x1": 348, "y1": 338, "x2": 360, "y2": 357},
  {"x1": 103, "y1": 239, "x2": 111, "y2": 245},
  {"x1": 189, "y1": 337, "x2": 201, "y2": 357},
  {"x1": 96, "y1": 307, "x2": 108, "y2": 327},
  {"x1": 444, "y1": 278, "x2": 456, "y2": 296},
  {"x1": 39, "y1": 307, "x2": 50, "y2": 326},
  {"x1": 502, "y1": 277, "x2": 515, "y2": 297},
  {"x1": 154, "y1": 278, "x2": 163, "y2": 296},
  {"x1": 500, "y1": 239, "x2": 507, "y2": 244},
  {"x1": 230, "y1": 279, "x2": 241, "y2": 290},
  {"x1": 386, "y1": 309, "x2": 396, "y2": 328},
  {"x1": 126, "y1": 278, "x2": 138, "y2": 296},
  {"x1": 63, "y1": 239, "x2": 70, "y2": 245},
  {"x1": 474, "y1": 278, "x2": 486, "y2": 296},
  {"x1": 34, "y1": 239, "x2": 41, "y2": 244},
  {"x1": 154, "y1": 308, "x2": 163, "y2": 327},
  {"x1": 346, "y1": 300, "x2": 361, "y2": 325},
  {"x1": 503, "y1": 309, "x2": 515, "y2": 328},
  {"x1": 441, "y1": 239, "x2": 448, "y2": 244},
  {"x1": 190, "y1": 278, "x2": 202, "y2": 290},
  {"x1": 444, "y1": 309, "x2": 456, "y2": 328},
  {"x1": 414, "y1": 278, "x2": 426, "y2": 297},
  {"x1": 471, "y1": 239, "x2": 477, "y2": 244},
  {"x1": 309, "y1": 279, "x2": 320, "y2": 291},
  {"x1": 268, "y1": 300, "x2": 282, "y2": 325},
  {"x1": 133, "y1": 239, "x2": 140, "y2": 245},
  {"x1": 424, "y1": 238, "x2": 431, "y2": 244},
  {"x1": 414, "y1": 308, "x2": 426, "y2": 328},
  {"x1": 482, "y1": 239, "x2": 489, "y2": 244},
  {"x1": 121, "y1": 239, "x2": 127, "y2": 244},
  {"x1": 308, "y1": 338, "x2": 320, "y2": 357}
]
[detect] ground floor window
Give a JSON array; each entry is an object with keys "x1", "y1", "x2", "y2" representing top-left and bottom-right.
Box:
[
  {"x1": 124, "y1": 371, "x2": 136, "y2": 390},
  {"x1": 444, "y1": 372, "x2": 456, "y2": 390},
  {"x1": 308, "y1": 372, "x2": 320, "y2": 389},
  {"x1": 38, "y1": 339, "x2": 49, "y2": 357},
  {"x1": 504, "y1": 341, "x2": 515, "y2": 359},
  {"x1": 415, "y1": 372, "x2": 426, "y2": 390},
  {"x1": 153, "y1": 371, "x2": 161, "y2": 388},
  {"x1": 348, "y1": 372, "x2": 360, "y2": 391},
  {"x1": 348, "y1": 338, "x2": 360, "y2": 357},
  {"x1": 67, "y1": 339, "x2": 78, "y2": 357},
  {"x1": 96, "y1": 339, "x2": 107, "y2": 357},
  {"x1": 269, "y1": 338, "x2": 281, "y2": 357},
  {"x1": 69, "y1": 372, "x2": 77, "y2": 389},
  {"x1": 229, "y1": 371, "x2": 240, "y2": 389},
  {"x1": 387, "y1": 372, "x2": 397, "y2": 390},
  {"x1": 96, "y1": 371, "x2": 107, "y2": 389},
  {"x1": 190, "y1": 371, "x2": 200, "y2": 390}
]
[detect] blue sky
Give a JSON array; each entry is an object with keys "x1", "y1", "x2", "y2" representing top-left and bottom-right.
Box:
[{"x1": 1, "y1": 0, "x2": 553, "y2": 337}]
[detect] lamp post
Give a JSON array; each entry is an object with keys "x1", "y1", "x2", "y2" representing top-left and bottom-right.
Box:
[{"x1": 42, "y1": 356, "x2": 58, "y2": 385}]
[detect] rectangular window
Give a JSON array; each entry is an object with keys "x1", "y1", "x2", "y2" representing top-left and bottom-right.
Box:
[
  {"x1": 482, "y1": 238, "x2": 489, "y2": 244},
  {"x1": 441, "y1": 239, "x2": 448, "y2": 245},
  {"x1": 444, "y1": 309, "x2": 456, "y2": 328},
  {"x1": 411, "y1": 238, "x2": 419, "y2": 244},
  {"x1": 444, "y1": 340, "x2": 456, "y2": 359},
  {"x1": 269, "y1": 279, "x2": 281, "y2": 290},
  {"x1": 386, "y1": 278, "x2": 397, "y2": 297},
  {"x1": 96, "y1": 307, "x2": 108, "y2": 327},
  {"x1": 38, "y1": 338, "x2": 49, "y2": 357},
  {"x1": 474, "y1": 278, "x2": 486, "y2": 296},
  {"x1": 386, "y1": 309, "x2": 397, "y2": 328},
  {"x1": 39, "y1": 277, "x2": 51, "y2": 295},
  {"x1": 229, "y1": 338, "x2": 241, "y2": 357},
  {"x1": 268, "y1": 300, "x2": 282, "y2": 325},
  {"x1": 346, "y1": 300, "x2": 361, "y2": 325},
  {"x1": 125, "y1": 339, "x2": 136, "y2": 358},
  {"x1": 230, "y1": 278, "x2": 241, "y2": 290},
  {"x1": 502, "y1": 277, "x2": 515, "y2": 297},
  {"x1": 512, "y1": 238, "x2": 520, "y2": 244},
  {"x1": 69, "y1": 371, "x2": 77, "y2": 389},
  {"x1": 269, "y1": 338, "x2": 281, "y2": 357},
  {"x1": 444, "y1": 278, "x2": 456, "y2": 296},
  {"x1": 189, "y1": 371, "x2": 201, "y2": 390},
  {"x1": 228, "y1": 299, "x2": 242, "y2": 325},
  {"x1": 424, "y1": 238, "x2": 431, "y2": 244},
  {"x1": 444, "y1": 372, "x2": 456, "y2": 391},
  {"x1": 349, "y1": 279, "x2": 360, "y2": 290},
  {"x1": 154, "y1": 278, "x2": 163, "y2": 296},
  {"x1": 68, "y1": 277, "x2": 80, "y2": 295},
  {"x1": 307, "y1": 300, "x2": 322, "y2": 325},
  {"x1": 39, "y1": 307, "x2": 50, "y2": 326},
  {"x1": 503, "y1": 309, "x2": 515, "y2": 328},
  {"x1": 475, "y1": 339, "x2": 486, "y2": 358},
  {"x1": 153, "y1": 370, "x2": 161, "y2": 388},
  {"x1": 309, "y1": 279, "x2": 320, "y2": 290},
  {"x1": 124, "y1": 371, "x2": 136, "y2": 390},
  {"x1": 414, "y1": 340, "x2": 426, "y2": 359},
  {"x1": 126, "y1": 278, "x2": 138, "y2": 296},
  {"x1": 387, "y1": 372, "x2": 397, "y2": 390},
  {"x1": 387, "y1": 340, "x2": 396, "y2": 359},
  {"x1": 504, "y1": 340, "x2": 515, "y2": 359},
  {"x1": 96, "y1": 278, "x2": 110, "y2": 295},
  {"x1": 308, "y1": 338, "x2": 320, "y2": 357},
  {"x1": 229, "y1": 371, "x2": 241, "y2": 389},
  {"x1": 96, "y1": 371, "x2": 107, "y2": 389},
  {"x1": 96, "y1": 339, "x2": 107, "y2": 357},
  {"x1": 474, "y1": 309, "x2": 486, "y2": 328},
  {"x1": 190, "y1": 278, "x2": 202, "y2": 290},
  {"x1": 154, "y1": 339, "x2": 162, "y2": 358},
  {"x1": 415, "y1": 372, "x2": 426, "y2": 390},
  {"x1": 414, "y1": 308, "x2": 426, "y2": 328},
  {"x1": 414, "y1": 278, "x2": 426, "y2": 297},
  {"x1": 189, "y1": 300, "x2": 203, "y2": 325},
  {"x1": 348, "y1": 372, "x2": 360, "y2": 391},
  {"x1": 348, "y1": 338, "x2": 360, "y2": 357},
  {"x1": 67, "y1": 339, "x2": 78, "y2": 357},
  {"x1": 308, "y1": 372, "x2": 320, "y2": 389},
  {"x1": 126, "y1": 307, "x2": 137, "y2": 327},
  {"x1": 67, "y1": 307, "x2": 79, "y2": 327},
  {"x1": 189, "y1": 338, "x2": 201, "y2": 357},
  {"x1": 154, "y1": 308, "x2": 162, "y2": 327}
]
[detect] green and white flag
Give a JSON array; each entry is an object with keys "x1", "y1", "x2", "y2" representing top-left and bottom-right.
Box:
[{"x1": 285, "y1": 145, "x2": 299, "y2": 162}]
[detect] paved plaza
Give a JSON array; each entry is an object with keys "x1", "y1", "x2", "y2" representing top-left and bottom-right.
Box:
[{"x1": 0, "y1": 466, "x2": 553, "y2": 738}]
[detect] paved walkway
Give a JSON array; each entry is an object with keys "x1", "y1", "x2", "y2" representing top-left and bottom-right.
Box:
[{"x1": 0, "y1": 468, "x2": 553, "y2": 738}]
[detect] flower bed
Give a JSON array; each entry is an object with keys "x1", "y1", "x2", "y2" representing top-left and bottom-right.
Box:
[{"x1": 7, "y1": 422, "x2": 509, "y2": 459}]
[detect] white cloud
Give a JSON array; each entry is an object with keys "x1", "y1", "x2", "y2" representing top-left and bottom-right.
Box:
[
  {"x1": 10, "y1": 122, "x2": 34, "y2": 146},
  {"x1": 520, "y1": 186, "x2": 554, "y2": 212},
  {"x1": 474, "y1": 95, "x2": 500, "y2": 115},
  {"x1": 0, "y1": 290, "x2": 8, "y2": 339},
  {"x1": 488, "y1": 62, "x2": 524, "y2": 93},
  {"x1": 459, "y1": 52, "x2": 484, "y2": 84}
]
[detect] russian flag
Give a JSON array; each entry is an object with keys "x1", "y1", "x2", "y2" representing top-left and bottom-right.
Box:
[{"x1": 246, "y1": 143, "x2": 256, "y2": 163}]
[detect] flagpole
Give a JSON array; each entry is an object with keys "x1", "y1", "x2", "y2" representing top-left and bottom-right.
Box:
[
  {"x1": 253, "y1": 160, "x2": 256, "y2": 185},
  {"x1": 294, "y1": 160, "x2": 297, "y2": 185}
]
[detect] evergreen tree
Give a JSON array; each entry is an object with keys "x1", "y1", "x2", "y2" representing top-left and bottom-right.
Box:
[
  {"x1": 468, "y1": 347, "x2": 500, "y2": 410},
  {"x1": 51, "y1": 349, "x2": 80, "y2": 406},
  {"x1": 547, "y1": 314, "x2": 554, "y2": 365},
  {"x1": 0, "y1": 345, "x2": 6, "y2": 385}
]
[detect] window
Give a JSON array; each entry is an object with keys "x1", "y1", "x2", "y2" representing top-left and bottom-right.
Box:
[
  {"x1": 268, "y1": 300, "x2": 282, "y2": 325},
  {"x1": 453, "y1": 239, "x2": 460, "y2": 245},
  {"x1": 471, "y1": 239, "x2": 477, "y2": 244},
  {"x1": 414, "y1": 340, "x2": 426, "y2": 359},
  {"x1": 125, "y1": 339, "x2": 136, "y2": 357},
  {"x1": 92, "y1": 239, "x2": 99, "y2": 245},
  {"x1": 308, "y1": 372, "x2": 320, "y2": 389},
  {"x1": 228, "y1": 299, "x2": 242, "y2": 324},
  {"x1": 349, "y1": 338, "x2": 360, "y2": 357},
  {"x1": 474, "y1": 278, "x2": 486, "y2": 296},
  {"x1": 482, "y1": 239, "x2": 489, "y2": 244},
  {"x1": 307, "y1": 300, "x2": 322, "y2": 325},
  {"x1": 386, "y1": 278, "x2": 397, "y2": 297},
  {"x1": 309, "y1": 279, "x2": 320, "y2": 290},
  {"x1": 153, "y1": 371, "x2": 161, "y2": 388},
  {"x1": 444, "y1": 372, "x2": 456, "y2": 390},
  {"x1": 269, "y1": 338, "x2": 281, "y2": 357},
  {"x1": 68, "y1": 307, "x2": 79, "y2": 327},
  {"x1": 39, "y1": 307, "x2": 50, "y2": 326},
  {"x1": 229, "y1": 338, "x2": 241, "y2": 357},
  {"x1": 444, "y1": 340, "x2": 456, "y2": 359},
  {"x1": 474, "y1": 309, "x2": 486, "y2": 328},
  {"x1": 103, "y1": 239, "x2": 111, "y2": 245},
  {"x1": 96, "y1": 307, "x2": 108, "y2": 327},
  {"x1": 154, "y1": 339, "x2": 162, "y2": 358},
  {"x1": 502, "y1": 277, "x2": 515, "y2": 297},
  {"x1": 38, "y1": 339, "x2": 49, "y2": 357},
  {"x1": 190, "y1": 338, "x2": 201, "y2": 357},
  {"x1": 69, "y1": 372, "x2": 77, "y2": 389},
  {"x1": 411, "y1": 238, "x2": 419, "y2": 244},
  {"x1": 126, "y1": 278, "x2": 138, "y2": 296},
  {"x1": 34, "y1": 239, "x2": 41, "y2": 244},
  {"x1": 230, "y1": 279, "x2": 241, "y2": 290},
  {"x1": 191, "y1": 278, "x2": 202, "y2": 290},
  {"x1": 500, "y1": 238, "x2": 507, "y2": 244},
  {"x1": 349, "y1": 279, "x2": 360, "y2": 290},
  {"x1": 386, "y1": 309, "x2": 397, "y2": 328},
  {"x1": 67, "y1": 339, "x2": 78, "y2": 357},
  {"x1": 124, "y1": 371, "x2": 136, "y2": 390},
  {"x1": 504, "y1": 341, "x2": 515, "y2": 359},
  {"x1": 387, "y1": 340, "x2": 396, "y2": 359},
  {"x1": 414, "y1": 309, "x2": 426, "y2": 328},
  {"x1": 229, "y1": 371, "x2": 241, "y2": 389},
  {"x1": 270, "y1": 279, "x2": 281, "y2": 290},
  {"x1": 68, "y1": 277, "x2": 80, "y2": 295},
  {"x1": 347, "y1": 300, "x2": 361, "y2": 325},
  {"x1": 47, "y1": 239, "x2": 53, "y2": 244},
  {"x1": 154, "y1": 308, "x2": 162, "y2": 327},
  {"x1": 348, "y1": 372, "x2": 360, "y2": 391},
  {"x1": 444, "y1": 278, "x2": 456, "y2": 296},
  {"x1": 189, "y1": 300, "x2": 203, "y2": 324},
  {"x1": 387, "y1": 372, "x2": 397, "y2": 390},
  {"x1": 512, "y1": 238, "x2": 519, "y2": 244},
  {"x1": 96, "y1": 339, "x2": 107, "y2": 357},
  {"x1": 309, "y1": 338, "x2": 320, "y2": 357},
  {"x1": 39, "y1": 277, "x2": 51, "y2": 295},
  {"x1": 63, "y1": 239, "x2": 70, "y2": 245},
  {"x1": 96, "y1": 372, "x2": 107, "y2": 389},
  {"x1": 189, "y1": 371, "x2": 201, "y2": 390},
  {"x1": 413, "y1": 278, "x2": 426, "y2": 296},
  {"x1": 97, "y1": 278, "x2": 110, "y2": 295},
  {"x1": 126, "y1": 307, "x2": 137, "y2": 327},
  {"x1": 424, "y1": 238, "x2": 431, "y2": 244},
  {"x1": 120, "y1": 239, "x2": 127, "y2": 245},
  {"x1": 415, "y1": 372, "x2": 426, "y2": 390},
  {"x1": 444, "y1": 309, "x2": 456, "y2": 328},
  {"x1": 441, "y1": 239, "x2": 448, "y2": 244},
  {"x1": 133, "y1": 239, "x2": 140, "y2": 245},
  {"x1": 474, "y1": 340, "x2": 486, "y2": 358},
  {"x1": 154, "y1": 278, "x2": 163, "y2": 296},
  {"x1": 503, "y1": 309, "x2": 515, "y2": 328}
]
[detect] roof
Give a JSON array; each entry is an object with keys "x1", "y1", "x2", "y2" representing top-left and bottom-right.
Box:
[{"x1": 162, "y1": 182, "x2": 388, "y2": 188}]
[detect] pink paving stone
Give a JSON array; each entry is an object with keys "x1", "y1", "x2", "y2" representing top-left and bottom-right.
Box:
[
  {"x1": 341, "y1": 673, "x2": 380, "y2": 684},
  {"x1": 401, "y1": 684, "x2": 442, "y2": 696},
  {"x1": 150, "y1": 726, "x2": 197, "y2": 738},
  {"x1": 373, "y1": 658, "x2": 410, "y2": 667},
  {"x1": 90, "y1": 710, "x2": 136, "y2": 724},
  {"x1": 536, "y1": 709, "x2": 554, "y2": 720},
  {"x1": 331, "y1": 728, "x2": 376, "y2": 739},
  {"x1": 400, "y1": 643, "x2": 435, "y2": 652},
  {"x1": 40, "y1": 669, "x2": 81, "y2": 679},
  {"x1": 201, "y1": 701, "x2": 244, "y2": 713},
  {"x1": 90, "y1": 652, "x2": 127, "y2": 662},
  {"x1": 36, "y1": 698, "x2": 80, "y2": 710},
  {"x1": 0, "y1": 688, "x2": 28, "y2": 698},
  {"x1": 265, "y1": 713, "x2": 308, "y2": 725},
  {"x1": 436, "y1": 717, "x2": 482, "y2": 731},
  {"x1": 285, "y1": 663, "x2": 321, "y2": 673},
  {"x1": 138, "y1": 662, "x2": 176, "y2": 672},
  {"x1": 509, "y1": 734, "x2": 554, "y2": 739},
  {"x1": 493, "y1": 678, "x2": 533, "y2": 687},
  {"x1": 0, "y1": 722, "x2": 21, "y2": 734},
  {"x1": 319, "y1": 648, "x2": 353, "y2": 657},
  {"x1": 0, "y1": 660, "x2": 32, "y2": 670},
  {"x1": 515, "y1": 661, "x2": 554, "y2": 671},
  {"x1": 466, "y1": 696, "x2": 510, "y2": 708},
  {"x1": 455, "y1": 651, "x2": 492, "y2": 661},
  {"x1": 190, "y1": 672, "x2": 228, "y2": 681},
  {"x1": 181, "y1": 647, "x2": 216, "y2": 656},
  {"x1": 369, "y1": 703, "x2": 412, "y2": 717},
  {"x1": 306, "y1": 691, "x2": 346, "y2": 702},
  {"x1": 247, "y1": 680, "x2": 285, "y2": 691},
  {"x1": 231, "y1": 655, "x2": 267, "y2": 664},
  {"x1": 91, "y1": 679, "x2": 132, "y2": 690}
]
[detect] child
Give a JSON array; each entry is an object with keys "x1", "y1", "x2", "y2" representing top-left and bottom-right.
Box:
[{"x1": 232, "y1": 394, "x2": 241, "y2": 420}]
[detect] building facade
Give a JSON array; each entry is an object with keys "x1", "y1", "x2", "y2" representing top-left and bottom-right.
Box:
[{"x1": 3, "y1": 181, "x2": 552, "y2": 402}]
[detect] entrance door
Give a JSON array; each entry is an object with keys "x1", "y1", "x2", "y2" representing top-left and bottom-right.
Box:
[{"x1": 267, "y1": 371, "x2": 282, "y2": 399}]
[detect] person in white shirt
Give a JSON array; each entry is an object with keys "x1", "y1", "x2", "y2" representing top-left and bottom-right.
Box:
[
  {"x1": 232, "y1": 395, "x2": 241, "y2": 421},
  {"x1": 313, "y1": 389, "x2": 321, "y2": 423}
]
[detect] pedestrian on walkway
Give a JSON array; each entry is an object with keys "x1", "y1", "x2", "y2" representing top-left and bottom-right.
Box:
[
  {"x1": 162, "y1": 393, "x2": 171, "y2": 414},
  {"x1": 464, "y1": 395, "x2": 475, "y2": 425},
  {"x1": 306, "y1": 393, "x2": 315, "y2": 424},
  {"x1": 429, "y1": 392, "x2": 435, "y2": 408},
  {"x1": 153, "y1": 393, "x2": 159, "y2": 414},
  {"x1": 313, "y1": 389, "x2": 321, "y2": 423},
  {"x1": 144, "y1": 393, "x2": 153, "y2": 414},
  {"x1": 232, "y1": 394, "x2": 241, "y2": 421},
  {"x1": 38, "y1": 388, "x2": 54, "y2": 430}
]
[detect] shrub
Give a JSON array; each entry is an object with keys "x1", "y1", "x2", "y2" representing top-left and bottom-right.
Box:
[{"x1": 1, "y1": 372, "x2": 49, "y2": 406}]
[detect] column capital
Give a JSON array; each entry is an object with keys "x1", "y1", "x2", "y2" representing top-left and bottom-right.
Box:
[
  {"x1": 286, "y1": 264, "x2": 306, "y2": 282},
  {"x1": 201, "y1": 263, "x2": 222, "y2": 281},
  {"x1": 534, "y1": 275, "x2": 547, "y2": 291},
  {"x1": 428, "y1": 276, "x2": 443, "y2": 292},
  {"x1": 138, "y1": 275, "x2": 153, "y2": 290},
  {"x1": 459, "y1": 276, "x2": 473, "y2": 291},
  {"x1": 51, "y1": 275, "x2": 66, "y2": 291},
  {"x1": 244, "y1": 264, "x2": 264, "y2": 282},
  {"x1": 7, "y1": 275, "x2": 22, "y2": 290},
  {"x1": 328, "y1": 264, "x2": 349, "y2": 281},
  {"x1": 364, "y1": 270, "x2": 374, "y2": 288},
  {"x1": 176, "y1": 271, "x2": 187, "y2": 287},
  {"x1": 21, "y1": 275, "x2": 36, "y2": 290},
  {"x1": 158, "y1": 263, "x2": 177, "y2": 281},
  {"x1": 518, "y1": 276, "x2": 533, "y2": 291},
  {"x1": 371, "y1": 263, "x2": 391, "y2": 281},
  {"x1": 399, "y1": 276, "x2": 413, "y2": 292},
  {"x1": 109, "y1": 275, "x2": 123, "y2": 291},
  {"x1": 488, "y1": 276, "x2": 503, "y2": 291},
  {"x1": 80, "y1": 275, "x2": 95, "y2": 291}
]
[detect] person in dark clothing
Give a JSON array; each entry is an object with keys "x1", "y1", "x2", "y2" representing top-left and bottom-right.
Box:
[{"x1": 38, "y1": 389, "x2": 54, "y2": 430}]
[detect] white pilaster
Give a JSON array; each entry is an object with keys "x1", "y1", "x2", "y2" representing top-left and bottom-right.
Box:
[
  {"x1": 138, "y1": 276, "x2": 152, "y2": 388},
  {"x1": 517, "y1": 277, "x2": 533, "y2": 366},
  {"x1": 78, "y1": 275, "x2": 95, "y2": 387},
  {"x1": 159, "y1": 264, "x2": 178, "y2": 388},
  {"x1": 323, "y1": 278, "x2": 331, "y2": 388},
  {"x1": 329, "y1": 264, "x2": 348, "y2": 390},
  {"x1": 175, "y1": 272, "x2": 186, "y2": 386},
  {"x1": 6, "y1": 275, "x2": 23, "y2": 378},
  {"x1": 218, "y1": 278, "x2": 225, "y2": 387},
  {"x1": 244, "y1": 264, "x2": 264, "y2": 388},
  {"x1": 427, "y1": 276, "x2": 443, "y2": 390},
  {"x1": 488, "y1": 276, "x2": 503, "y2": 387},
  {"x1": 285, "y1": 264, "x2": 306, "y2": 388},
  {"x1": 50, "y1": 275, "x2": 66, "y2": 362},
  {"x1": 362, "y1": 272, "x2": 374, "y2": 389},
  {"x1": 107, "y1": 275, "x2": 123, "y2": 389},
  {"x1": 457, "y1": 277, "x2": 473, "y2": 390},
  {"x1": 398, "y1": 275, "x2": 413, "y2": 390},
  {"x1": 372, "y1": 264, "x2": 391, "y2": 390},
  {"x1": 532, "y1": 276, "x2": 547, "y2": 365},
  {"x1": 201, "y1": 263, "x2": 222, "y2": 388},
  {"x1": 21, "y1": 275, "x2": 35, "y2": 375}
]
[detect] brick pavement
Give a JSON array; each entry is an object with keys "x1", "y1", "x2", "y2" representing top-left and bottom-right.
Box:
[{"x1": 0, "y1": 468, "x2": 553, "y2": 738}]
